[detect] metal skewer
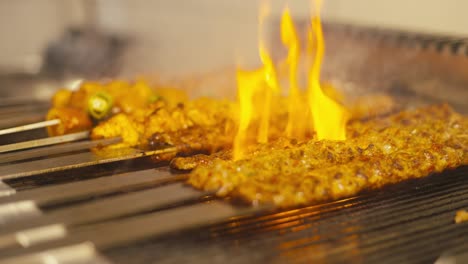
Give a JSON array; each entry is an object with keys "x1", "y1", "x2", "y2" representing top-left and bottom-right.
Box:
[
  {"x1": 0, "y1": 131, "x2": 90, "y2": 154},
  {"x1": 0, "y1": 146, "x2": 179, "y2": 181},
  {"x1": 0, "y1": 183, "x2": 203, "y2": 251},
  {"x1": 0, "y1": 119, "x2": 60, "y2": 136},
  {"x1": 0, "y1": 137, "x2": 120, "y2": 164}
]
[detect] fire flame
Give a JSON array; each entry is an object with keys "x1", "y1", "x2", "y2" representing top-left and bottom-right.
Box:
[
  {"x1": 233, "y1": 0, "x2": 348, "y2": 160},
  {"x1": 282, "y1": 8, "x2": 308, "y2": 139},
  {"x1": 233, "y1": 1, "x2": 279, "y2": 160},
  {"x1": 308, "y1": 0, "x2": 348, "y2": 140}
]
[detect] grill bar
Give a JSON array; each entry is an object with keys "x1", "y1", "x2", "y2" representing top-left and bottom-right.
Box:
[
  {"x1": 284, "y1": 191, "x2": 468, "y2": 262},
  {"x1": 0, "y1": 168, "x2": 182, "y2": 225},
  {"x1": 0, "y1": 182, "x2": 15, "y2": 197},
  {"x1": 0, "y1": 147, "x2": 176, "y2": 181},
  {"x1": 0, "y1": 242, "x2": 113, "y2": 264},
  {"x1": 199, "y1": 172, "x2": 464, "y2": 238},
  {"x1": 0, "y1": 168, "x2": 174, "y2": 206},
  {"x1": 96, "y1": 168, "x2": 467, "y2": 264},
  {"x1": 208, "y1": 170, "x2": 467, "y2": 238},
  {"x1": 209, "y1": 168, "x2": 468, "y2": 263},
  {"x1": 0, "y1": 202, "x2": 265, "y2": 260},
  {"x1": 3, "y1": 169, "x2": 464, "y2": 262},
  {"x1": 0, "y1": 137, "x2": 121, "y2": 164},
  {"x1": 0, "y1": 183, "x2": 206, "y2": 251},
  {"x1": 0, "y1": 131, "x2": 90, "y2": 153}
]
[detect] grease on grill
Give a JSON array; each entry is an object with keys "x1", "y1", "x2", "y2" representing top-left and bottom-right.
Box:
[{"x1": 187, "y1": 104, "x2": 468, "y2": 207}]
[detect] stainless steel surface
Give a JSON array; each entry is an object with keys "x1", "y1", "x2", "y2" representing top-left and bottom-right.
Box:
[
  {"x1": 0, "y1": 182, "x2": 15, "y2": 197},
  {"x1": 0, "y1": 137, "x2": 121, "y2": 164},
  {"x1": 0, "y1": 242, "x2": 113, "y2": 264},
  {"x1": 104, "y1": 167, "x2": 468, "y2": 264},
  {"x1": 0, "y1": 147, "x2": 176, "y2": 180},
  {"x1": 0, "y1": 168, "x2": 175, "y2": 206},
  {"x1": 0, "y1": 166, "x2": 466, "y2": 263},
  {"x1": 0, "y1": 183, "x2": 209, "y2": 250},
  {"x1": 14, "y1": 224, "x2": 67, "y2": 248},
  {"x1": 0, "y1": 170, "x2": 186, "y2": 228},
  {"x1": 0, "y1": 200, "x2": 41, "y2": 225},
  {"x1": 0, "y1": 131, "x2": 90, "y2": 153},
  {"x1": 0, "y1": 201, "x2": 262, "y2": 260},
  {"x1": 0, "y1": 183, "x2": 200, "y2": 234}
]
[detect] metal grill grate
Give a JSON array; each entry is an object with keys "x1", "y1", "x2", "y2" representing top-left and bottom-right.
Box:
[{"x1": 105, "y1": 166, "x2": 468, "y2": 264}]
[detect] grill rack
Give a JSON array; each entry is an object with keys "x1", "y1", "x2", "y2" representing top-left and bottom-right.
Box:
[
  {"x1": 105, "y1": 167, "x2": 468, "y2": 264},
  {"x1": 0, "y1": 22, "x2": 468, "y2": 263}
]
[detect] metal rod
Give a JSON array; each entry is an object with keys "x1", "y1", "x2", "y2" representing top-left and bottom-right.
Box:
[
  {"x1": 0, "y1": 168, "x2": 174, "y2": 206},
  {"x1": 0, "y1": 119, "x2": 60, "y2": 136},
  {"x1": 0, "y1": 131, "x2": 89, "y2": 154},
  {"x1": 0, "y1": 202, "x2": 261, "y2": 261},
  {"x1": 0, "y1": 183, "x2": 203, "y2": 248},
  {"x1": 0, "y1": 168, "x2": 184, "y2": 228},
  {"x1": 0, "y1": 182, "x2": 15, "y2": 198},
  {"x1": 0, "y1": 242, "x2": 113, "y2": 264},
  {"x1": 0, "y1": 147, "x2": 177, "y2": 181},
  {"x1": 0, "y1": 137, "x2": 121, "y2": 164}
]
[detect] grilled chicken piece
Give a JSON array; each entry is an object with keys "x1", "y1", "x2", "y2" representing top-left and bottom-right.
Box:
[
  {"x1": 187, "y1": 104, "x2": 468, "y2": 207},
  {"x1": 46, "y1": 107, "x2": 93, "y2": 136},
  {"x1": 90, "y1": 113, "x2": 144, "y2": 149},
  {"x1": 46, "y1": 79, "x2": 189, "y2": 137},
  {"x1": 91, "y1": 98, "x2": 237, "y2": 149}
]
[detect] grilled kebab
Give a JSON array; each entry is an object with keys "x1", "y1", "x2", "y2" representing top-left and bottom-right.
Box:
[
  {"x1": 186, "y1": 104, "x2": 467, "y2": 207},
  {"x1": 47, "y1": 80, "x2": 396, "y2": 152}
]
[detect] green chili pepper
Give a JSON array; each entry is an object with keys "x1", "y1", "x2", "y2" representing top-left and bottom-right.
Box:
[
  {"x1": 88, "y1": 91, "x2": 113, "y2": 120},
  {"x1": 148, "y1": 94, "x2": 161, "y2": 103}
]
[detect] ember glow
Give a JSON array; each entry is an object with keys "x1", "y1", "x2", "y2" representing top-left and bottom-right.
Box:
[{"x1": 233, "y1": 0, "x2": 348, "y2": 160}]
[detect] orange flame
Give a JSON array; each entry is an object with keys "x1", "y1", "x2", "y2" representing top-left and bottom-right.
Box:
[
  {"x1": 233, "y1": 0, "x2": 347, "y2": 160},
  {"x1": 307, "y1": 0, "x2": 348, "y2": 140},
  {"x1": 282, "y1": 8, "x2": 307, "y2": 139},
  {"x1": 233, "y1": 1, "x2": 279, "y2": 160}
]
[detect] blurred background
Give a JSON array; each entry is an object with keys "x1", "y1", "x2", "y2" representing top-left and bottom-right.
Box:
[{"x1": 0, "y1": 0, "x2": 466, "y2": 99}]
